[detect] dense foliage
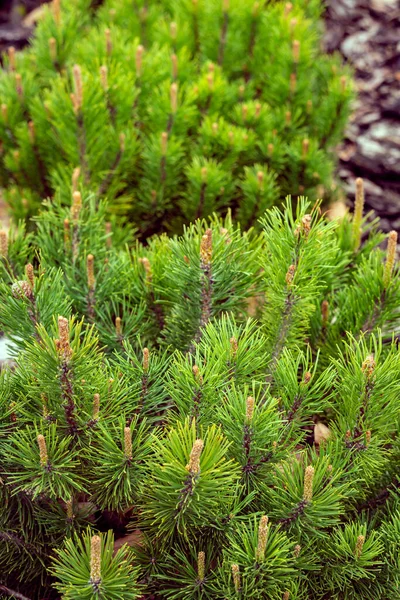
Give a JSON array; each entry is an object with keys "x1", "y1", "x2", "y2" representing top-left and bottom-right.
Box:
[
  {"x1": 0, "y1": 0, "x2": 352, "y2": 235},
  {"x1": 1, "y1": 180, "x2": 400, "y2": 599}
]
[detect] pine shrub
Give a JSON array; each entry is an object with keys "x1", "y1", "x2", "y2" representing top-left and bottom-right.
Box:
[
  {"x1": 1, "y1": 181, "x2": 400, "y2": 599},
  {"x1": 0, "y1": 0, "x2": 352, "y2": 236}
]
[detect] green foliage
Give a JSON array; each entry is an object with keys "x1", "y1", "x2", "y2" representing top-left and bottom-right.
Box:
[
  {"x1": 0, "y1": 0, "x2": 352, "y2": 235},
  {"x1": 1, "y1": 193, "x2": 400, "y2": 599}
]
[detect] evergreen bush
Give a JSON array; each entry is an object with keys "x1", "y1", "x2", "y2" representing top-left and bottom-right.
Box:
[
  {"x1": 0, "y1": 0, "x2": 352, "y2": 235},
  {"x1": 1, "y1": 180, "x2": 400, "y2": 599}
]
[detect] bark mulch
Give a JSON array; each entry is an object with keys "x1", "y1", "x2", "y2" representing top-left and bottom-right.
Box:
[{"x1": 325, "y1": 0, "x2": 400, "y2": 231}]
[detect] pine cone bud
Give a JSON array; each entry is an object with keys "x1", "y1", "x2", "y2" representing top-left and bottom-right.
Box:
[
  {"x1": 200, "y1": 229, "x2": 212, "y2": 265},
  {"x1": 321, "y1": 300, "x2": 329, "y2": 327},
  {"x1": 72, "y1": 65, "x2": 83, "y2": 111},
  {"x1": 186, "y1": 439, "x2": 204, "y2": 475},
  {"x1": 256, "y1": 515, "x2": 269, "y2": 562},
  {"x1": 294, "y1": 544, "x2": 301, "y2": 557},
  {"x1": 90, "y1": 535, "x2": 102, "y2": 584},
  {"x1": 383, "y1": 230, "x2": 397, "y2": 288},
  {"x1": 66, "y1": 497, "x2": 74, "y2": 519},
  {"x1": 25, "y1": 263, "x2": 34, "y2": 289},
  {"x1": 161, "y1": 131, "x2": 168, "y2": 156},
  {"x1": 37, "y1": 434, "x2": 48, "y2": 467},
  {"x1": 197, "y1": 551, "x2": 205, "y2": 581},
  {"x1": 58, "y1": 316, "x2": 72, "y2": 360},
  {"x1": 246, "y1": 396, "x2": 255, "y2": 424},
  {"x1": 303, "y1": 465, "x2": 315, "y2": 502},
  {"x1": 93, "y1": 393, "x2": 100, "y2": 420},
  {"x1": 8, "y1": 46, "x2": 16, "y2": 71},
  {"x1": 361, "y1": 354, "x2": 375, "y2": 378},
  {"x1": 12, "y1": 280, "x2": 33, "y2": 300},
  {"x1": 232, "y1": 563, "x2": 240, "y2": 592},
  {"x1": 355, "y1": 534, "x2": 365, "y2": 558},
  {"x1": 71, "y1": 191, "x2": 82, "y2": 222},
  {"x1": 72, "y1": 167, "x2": 81, "y2": 192},
  {"x1": 87, "y1": 254, "x2": 95, "y2": 289},
  {"x1": 136, "y1": 45, "x2": 144, "y2": 77},
  {"x1": 105, "y1": 28, "x2": 112, "y2": 55},
  {"x1": 49, "y1": 37, "x2": 57, "y2": 62},
  {"x1": 193, "y1": 364, "x2": 203, "y2": 384},
  {"x1": 352, "y1": 177, "x2": 364, "y2": 251},
  {"x1": 124, "y1": 426, "x2": 132, "y2": 460},
  {"x1": 0, "y1": 231, "x2": 8, "y2": 257},
  {"x1": 100, "y1": 65, "x2": 108, "y2": 90},
  {"x1": 139, "y1": 257, "x2": 153, "y2": 284},
  {"x1": 285, "y1": 264, "x2": 296, "y2": 286},
  {"x1": 230, "y1": 336, "x2": 238, "y2": 357},
  {"x1": 143, "y1": 347, "x2": 150, "y2": 373}
]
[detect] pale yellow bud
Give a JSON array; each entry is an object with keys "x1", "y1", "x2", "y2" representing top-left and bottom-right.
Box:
[
  {"x1": 352, "y1": 177, "x2": 364, "y2": 251},
  {"x1": 87, "y1": 254, "x2": 95, "y2": 289},
  {"x1": 161, "y1": 131, "x2": 168, "y2": 156},
  {"x1": 58, "y1": 316, "x2": 72, "y2": 360},
  {"x1": 105, "y1": 28, "x2": 112, "y2": 55},
  {"x1": 292, "y1": 40, "x2": 300, "y2": 62},
  {"x1": 170, "y1": 82, "x2": 178, "y2": 113},
  {"x1": 37, "y1": 434, "x2": 48, "y2": 467},
  {"x1": 93, "y1": 393, "x2": 100, "y2": 420},
  {"x1": 0, "y1": 231, "x2": 8, "y2": 258},
  {"x1": 100, "y1": 65, "x2": 108, "y2": 91},
  {"x1": 383, "y1": 230, "x2": 397, "y2": 288},
  {"x1": 143, "y1": 347, "x2": 149, "y2": 373},
  {"x1": 49, "y1": 37, "x2": 57, "y2": 62},
  {"x1": 73, "y1": 65, "x2": 83, "y2": 110},
  {"x1": 256, "y1": 515, "x2": 269, "y2": 562},
  {"x1": 186, "y1": 439, "x2": 204, "y2": 474},
  {"x1": 136, "y1": 45, "x2": 144, "y2": 77},
  {"x1": 303, "y1": 465, "x2": 315, "y2": 502},
  {"x1": 232, "y1": 563, "x2": 240, "y2": 592},
  {"x1": 90, "y1": 535, "x2": 101, "y2": 583},
  {"x1": 246, "y1": 396, "x2": 255, "y2": 424},
  {"x1": 200, "y1": 229, "x2": 212, "y2": 265},
  {"x1": 355, "y1": 534, "x2": 365, "y2": 558},
  {"x1": 124, "y1": 426, "x2": 132, "y2": 460}
]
